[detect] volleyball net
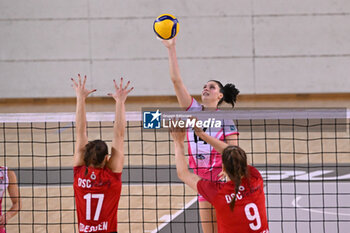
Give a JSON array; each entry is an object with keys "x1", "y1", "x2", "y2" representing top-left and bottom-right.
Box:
[{"x1": 0, "y1": 109, "x2": 349, "y2": 233}]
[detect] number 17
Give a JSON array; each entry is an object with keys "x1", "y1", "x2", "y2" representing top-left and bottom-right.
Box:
[{"x1": 83, "y1": 193, "x2": 104, "y2": 221}]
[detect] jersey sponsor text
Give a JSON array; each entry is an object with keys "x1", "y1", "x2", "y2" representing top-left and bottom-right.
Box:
[{"x1": 79, "y1": 222, "x2": 108, "y2": 232}]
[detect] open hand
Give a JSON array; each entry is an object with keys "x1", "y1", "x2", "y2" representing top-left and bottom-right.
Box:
[
  {"x1": 71, "y1": 74, "x2": 96, "y2": 100},
  {"x1": 108, "y1": 77, "x2": 134, "y2": 103}
]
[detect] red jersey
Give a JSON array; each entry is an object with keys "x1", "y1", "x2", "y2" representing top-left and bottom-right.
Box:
[
  {"x1": 197, "y1": 166, "x2": 269, "y2": 233},
  {"x1": 73, "y1": 166, "x2": 122, "y2": 233}
]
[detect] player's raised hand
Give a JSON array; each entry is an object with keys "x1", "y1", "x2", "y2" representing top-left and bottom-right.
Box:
[
  {"x1": 108, "y1": 77, "x2": 134, "y2": 103},
  {"x1": 161, "y1": 37, "x2": 176, "y2": 49},
  {"x1": 169, "y1": 120, "x2": 186, "y2": 143},
  {"x1": 189, "y1": 116, "x2": 204, "y2": 134},
  {"x1": 71, "y1": 74, "x2": 96, "y2": 100}
]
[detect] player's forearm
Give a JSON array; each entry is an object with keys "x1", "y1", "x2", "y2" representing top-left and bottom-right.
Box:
[
  {"x1": 167, "y1": 47, "x2": 193, "y2": 108},
  {"x1": 167, "y1": 46, "x2": 182, "y2": 84},
  {"x1": 174, "y1": 141, "x2": 190, "y2": 179},
  {"x1": 196, "y1": 131, "x2": 228, "y2": 154},
  {"x1": 113, "y1": 100, "x2": 126, "y2": 139},
  {"x1": 174, "y1": 140, "x2": 200, "y2": 192},
  {"x1": 75, "y1": 97, "x2": 87, "y2": 138},
  {"x1": 107, "y1": 101, "x2": 126, "y2": 173}
]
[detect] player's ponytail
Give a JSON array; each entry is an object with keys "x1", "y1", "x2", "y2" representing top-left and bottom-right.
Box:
[
  {"x1": 83, "y1": 140, "x2": 108, "y2": 176},
  {"x1": 210, "y1": 80, "x2": 240, "y2": 108},
  {"x1": 222, "y1": 146, "x2": 249, "y2": 211}
]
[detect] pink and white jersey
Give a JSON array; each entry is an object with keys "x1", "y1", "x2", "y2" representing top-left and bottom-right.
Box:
[
  {"x1": 0, "y1": 167, "x2": 8, "y2": 233},
  {"x1": 186, "y1": 98, "x2": 238, "y2": 181}
]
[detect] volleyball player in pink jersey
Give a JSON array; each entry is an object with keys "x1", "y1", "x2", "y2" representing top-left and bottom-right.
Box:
[
  {"x1": 161, "y1": 38, "x2": 239, "y2": 233},
  {"x1": 0, "y1": 167, "x2": 21, "y2": 232},
  {"x1": 170, "y1": 126, "x2": 269, "y2": 233},
  {"x1": 71, "y1": 75, "x2": 133, "y2": 233}
]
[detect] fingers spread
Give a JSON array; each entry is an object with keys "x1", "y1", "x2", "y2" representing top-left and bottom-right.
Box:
[
  {"x1": 78, "y1": 74, "x2": 82, "y2": 86},
  {"x1": 124, "y1": 80, "x2": 130, "y2": 90},
  {"x1": 83, "y1": 75, "x2": 87, "y2": 87},
  {"x1": 88, "y1": 89, "x2": 97, "y2": 94},
  {"x1": 119, "y1": 77, "x2": 123, "y2": 89},
  {"x1": 113, "y1": 79, "x2": 119, "y2": 90},
  {"x1": 71, "y1": 78, "x2": 78, "y2": 87},
  {"x1": 127, "y1": 87, "x2": 134, "y2": 93}
]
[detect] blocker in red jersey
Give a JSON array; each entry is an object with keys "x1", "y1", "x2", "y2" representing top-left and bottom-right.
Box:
[{"x1": 71, "y1": 75, "x2": 133, "y2": 233}]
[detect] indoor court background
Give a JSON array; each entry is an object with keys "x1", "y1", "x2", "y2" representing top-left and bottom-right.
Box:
[{"x1": 1, "y1": 0, "x2": 350, "y2": 232}]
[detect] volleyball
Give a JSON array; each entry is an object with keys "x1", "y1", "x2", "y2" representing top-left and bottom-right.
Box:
[{"x1": 153, "y1": 14, "x2": 179, "y2": 40}]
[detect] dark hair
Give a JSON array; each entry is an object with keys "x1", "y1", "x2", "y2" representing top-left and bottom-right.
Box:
[
  {"x1": 84, "y1": 140, "x2": 108, "y2": 175},
  {"x1": 222, "y1": 146, "x2": 249, "y2": 211},
  {"x1": 210, "y1": 80, "x2": 240, "y2": 108}
]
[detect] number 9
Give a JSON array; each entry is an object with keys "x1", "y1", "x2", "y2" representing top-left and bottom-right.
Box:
[{"x1": 244, "y1": 203, "x2": 261, "y2": 230}]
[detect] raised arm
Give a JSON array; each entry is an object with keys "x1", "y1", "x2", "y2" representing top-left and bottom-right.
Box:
[
  {"x1": 71, "y1": 74, "x2": 96, "y2": 167},
  {"x1": 162, "y1": 38, "x2": 192, "y2": 108},
  {"x1": 170, "y1": 126, "x2": 200, "y2": 192},
  {"x1": 107, "y1": 78, "x2": 133, "y2": 173},
  {"x1": 0, "y1": 170, "x2": 21, "y2": 229}
]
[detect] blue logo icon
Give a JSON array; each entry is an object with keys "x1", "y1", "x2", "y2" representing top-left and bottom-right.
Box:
[
  {"x1": 143, "y1": 110, "x2": 161, "y2": 129},
  {"x1": 196, "y1": 154, "x2": 206, "y2": 160}
]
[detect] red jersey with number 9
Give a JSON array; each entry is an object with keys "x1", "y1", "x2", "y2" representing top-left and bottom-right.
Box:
[
  {"x1": 197, "y1": 165, "x2": 269, "y2": 233},
  {"x1": 73, "y1": 166, "x2": 122, "y2": 233}
]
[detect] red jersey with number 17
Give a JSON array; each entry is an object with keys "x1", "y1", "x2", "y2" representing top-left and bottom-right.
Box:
[
  {"x1": 197, "y1": 165, "x2": 269, "y2": 233},
  {"x1": 73, "y1": 166, "x2": 122, "y2": 233}
]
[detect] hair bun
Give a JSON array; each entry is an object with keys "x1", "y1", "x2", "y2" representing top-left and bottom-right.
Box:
[{"x1": 223, "y1": 83, "x2": 240, "y2": 106}]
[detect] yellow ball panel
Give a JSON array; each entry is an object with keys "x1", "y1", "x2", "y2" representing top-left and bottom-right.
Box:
[{"x1": 154, "y1": 19, "x2": 174, "y2": 39}]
